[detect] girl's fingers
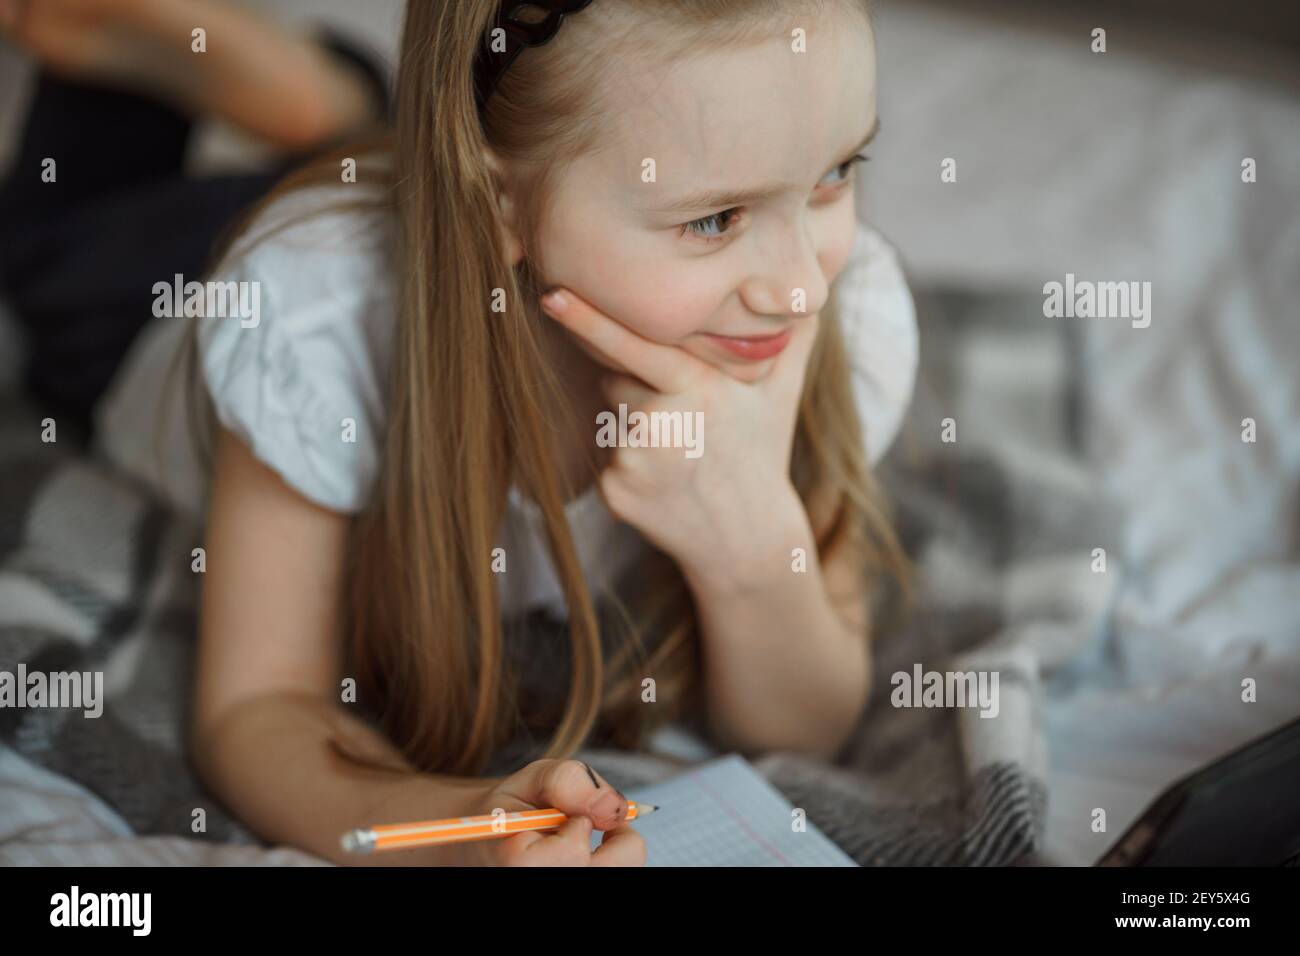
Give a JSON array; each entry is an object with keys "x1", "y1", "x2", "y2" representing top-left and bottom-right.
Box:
[
  {"x1": 502, "y1": 815, "x2": 594, "y2": 867},
  {"x1": 541, "y1": 814, "x2": 596, "y2": 865},
  {"x1": 589, "y1": 824, "x2": 649, "y2": 867},
  {"x1": 540, "y1": 287, "x2": 704, "y2": 394},
  {"x1": 600, "y1": 372, "x2": 653, "y2": 408},
  {"x1": 499, "y1": 829, "x2": 545, "y2": 856},
  {"x1": 513, "y1": 757, "x2": 630, "y2": 831}
]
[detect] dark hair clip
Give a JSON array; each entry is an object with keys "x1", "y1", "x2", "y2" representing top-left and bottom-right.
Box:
[{"x1": 474, "y1": 0, "x2": 595, "y2": 114}]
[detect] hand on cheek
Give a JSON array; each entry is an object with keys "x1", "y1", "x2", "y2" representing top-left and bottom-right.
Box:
[
  {"x1": 542, "y1": 287, "x2": 685, "y2": 376},
  {"x1": 541, "y1": 287, "x2": 778, "y2": 384},
  {"x1": 538, "y1": 285, "x2": 820, "y2": 584}
]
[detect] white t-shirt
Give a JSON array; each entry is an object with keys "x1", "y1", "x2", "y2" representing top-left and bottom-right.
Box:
[{"x1": 94, "y1": 184, "x2": 919, "y2": 620}]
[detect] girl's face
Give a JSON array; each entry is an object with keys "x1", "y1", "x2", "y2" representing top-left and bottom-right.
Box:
[{"x1": 523, "y1": 8, "x2": 878, "y2": 384}]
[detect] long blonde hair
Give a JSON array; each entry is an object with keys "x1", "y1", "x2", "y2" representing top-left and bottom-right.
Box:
[{"x1": 187, "y1": 0, "x2": 910, "y2": 777}]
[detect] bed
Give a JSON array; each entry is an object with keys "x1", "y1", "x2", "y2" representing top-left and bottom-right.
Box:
[{"x1": 2, "y1": 0, "x2": 1298, "y2": 866}]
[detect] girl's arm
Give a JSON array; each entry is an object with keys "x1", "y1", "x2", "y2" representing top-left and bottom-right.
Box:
[
  {"x1": 533, "y1": 291, "x2": 878, "y2": 764},
  {"x1": 189, "y1": 427, "x2": 490, "y2": 866},
  {"x1": 680, "y1": 483, "x2": 871, "y2": 760},
  {"x1": 536, "y1": 291, "x2": 873, "y2": 761}
]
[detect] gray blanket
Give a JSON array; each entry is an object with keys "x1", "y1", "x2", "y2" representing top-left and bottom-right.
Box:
[{"x1": 0, "y1": 288, "x2": 1118, "y2": 865}]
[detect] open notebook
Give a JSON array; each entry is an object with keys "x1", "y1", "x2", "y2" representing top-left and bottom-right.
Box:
[{"x1": 589, "y1": 753, "x2": 857, "y2": 866}]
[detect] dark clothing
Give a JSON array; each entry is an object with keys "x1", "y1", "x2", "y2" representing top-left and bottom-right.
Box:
[{"x1": 0, "y1": 32, "x2": 390, "y2": 440}]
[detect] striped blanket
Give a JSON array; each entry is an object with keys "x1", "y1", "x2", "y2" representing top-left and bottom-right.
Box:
[{"x1": 0, "y1": 286, "x2": 1117, "y2": 866}]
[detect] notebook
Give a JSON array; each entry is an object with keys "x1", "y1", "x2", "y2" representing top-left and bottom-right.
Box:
[{"x1": 589, "y1": 753, "x2": 858, "y2": 866}]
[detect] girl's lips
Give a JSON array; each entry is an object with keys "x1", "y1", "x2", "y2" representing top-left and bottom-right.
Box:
[{"x1": 701, "y1": 328, "x2": 793, "y2": 361}]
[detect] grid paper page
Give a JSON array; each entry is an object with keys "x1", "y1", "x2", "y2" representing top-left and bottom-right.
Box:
[{"x1": 590, "y1": 753, "x2": 857, "y2": 866}]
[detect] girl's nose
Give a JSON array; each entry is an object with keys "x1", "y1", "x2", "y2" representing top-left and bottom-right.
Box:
[{"x1": 738, "y1": 227, "x2": 830, "y2": 318}]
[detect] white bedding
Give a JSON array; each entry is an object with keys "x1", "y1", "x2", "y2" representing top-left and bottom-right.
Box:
[
  {"x1": 0, "y1": 745, "x2": 328, "y2": 866},
  {"x1": 1040, "y1": 657, "x2": 1300, "y2": 865},
  {"x1": 866, "y1": 1, "x2": 1300, "y2": 865}
]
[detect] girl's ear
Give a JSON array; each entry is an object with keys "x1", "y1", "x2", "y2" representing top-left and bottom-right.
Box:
[{"x1": 483, "y1": 148, "x2": 526, "y2": 267}]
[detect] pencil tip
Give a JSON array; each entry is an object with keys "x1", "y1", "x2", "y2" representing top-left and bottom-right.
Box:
[{"x1": 638, "y1": 802, "x2": 660, "y2": 815}]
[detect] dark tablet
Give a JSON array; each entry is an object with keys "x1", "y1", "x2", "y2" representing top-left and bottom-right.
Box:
[{"x1": 1097, "y1": 715, "x2": 1300, "y2": 866}]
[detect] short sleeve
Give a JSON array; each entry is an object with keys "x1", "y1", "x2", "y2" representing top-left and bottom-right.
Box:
[
  {"x1": 196, "y1": 190, "x2": 396, "y2": 513},
  {"x1": 835, "y1": 221, "x2": 919, "y2": 466}
]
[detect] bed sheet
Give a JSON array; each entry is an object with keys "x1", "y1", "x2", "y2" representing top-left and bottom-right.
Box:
[
  {"x1": 1041, "y1": 654, "x2": 1300, "y2": 865},
  {"x1": 0, "y1": 745, "x2": 328, "y2": 866}
]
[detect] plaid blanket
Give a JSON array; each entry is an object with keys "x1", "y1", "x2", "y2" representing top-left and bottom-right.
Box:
[{"x1": 0, "y1": 287, "x2": 1119, "y2": 865}]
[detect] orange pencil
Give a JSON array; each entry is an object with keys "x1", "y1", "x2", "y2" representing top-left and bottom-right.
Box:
[{"x1": 340, "y1": 800, "x2": 659, "y2": 854}]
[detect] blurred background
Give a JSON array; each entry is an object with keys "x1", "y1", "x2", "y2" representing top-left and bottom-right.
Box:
[{"x1": 0, "y1": 1, "x2": 1296, "y2": 866}]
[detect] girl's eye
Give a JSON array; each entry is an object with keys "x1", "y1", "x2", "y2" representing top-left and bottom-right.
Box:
[
  {"x1": 676, "y1": 154, "x2": 869, "y2": 246},
  {"x1": 820, "y1": 153, "x2": 870, "y2": 189},
  {"x1": 679, "y1": 207, "x2": 741, "y2": 244}
]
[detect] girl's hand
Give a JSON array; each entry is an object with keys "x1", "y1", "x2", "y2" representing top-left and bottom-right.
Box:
[
  {"x1": 453, "y1": 758, "x2": 646, "y2": 867},
  {"x1": 540, "y1": 289, "x2": 818, "y2": 589}
]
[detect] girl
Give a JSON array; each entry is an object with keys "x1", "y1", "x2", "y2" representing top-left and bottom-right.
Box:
[{"x1": 4, "y1": 0, "x2": 917, "y2": 866}]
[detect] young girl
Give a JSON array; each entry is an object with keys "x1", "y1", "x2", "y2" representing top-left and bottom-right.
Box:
[{"x1": 4, "y1": 0, "x2": 917, "y2": 866}]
